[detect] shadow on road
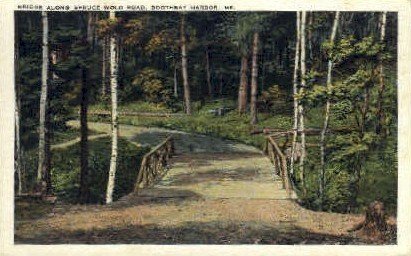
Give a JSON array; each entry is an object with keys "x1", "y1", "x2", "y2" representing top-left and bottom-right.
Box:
[{"x1": 15, "y1": 220, "x2": 366, "y2": 245}]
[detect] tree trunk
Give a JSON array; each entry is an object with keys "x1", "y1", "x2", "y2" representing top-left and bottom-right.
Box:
[
  {"x1": 360, "y1": 87, "x2": 370, "y2": 137},
  {"x1": 250, "y1": 31, "x2": 259, "y2": 125},
  {"x1": 319, "y1": 11, "x2": 340, "y2": 210},
  {"x1": 238, "y1": 56, "x2": 248, "y2": 114},
  {"x1": 37, "y1": 11, "x2": 52, "y2": 194},
  {"x1": 205, "y1": 47, "x2": 213, "y2": 98},
  {"x1": 298, "y1": 11, "x2": 307, "y2": 196},
  {"x1": 79, "y1": 12, "x2": 94, "y2": 204},
  {"x1": 375, "y1": 12, "x2": 387, "y2": 135},
  {"x1": 102, "y1": 36, "x2": 108, "y2": 97},
  {"x1": 173, "y1": 56, "x2": 178, "y2": 97},
  {"x1": 308, "y1": 12, "x2": 313, "y2": 61},
  {"x1": 15, "y1": 28, "x2": 24, "y2": 195},
  {"x1": 79, "y1": 68, "x2": 89, "y2": 203},
  {"x1": 290, "y1": 11, "x2": 301, "y2": 176},
  {"x1": 106, "y1": 11, "x2": 119, "y2": 204},
  {"x1": 219, "y1": 73, "x2": 223, "y2": 97},
  {"x1": 180, "y1": 14, "x2": 191, "y2": 115}
]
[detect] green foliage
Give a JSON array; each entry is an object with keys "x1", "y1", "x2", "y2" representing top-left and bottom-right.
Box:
[
  {"x1": 260, "y1": 85, "x2": 288, "y2": 112},
  {"x1": 131, "y1": 68, "x2": 173, "y2": 106},
  {"x1": 51, "y1": 137, "x2": 148, "y2": 203}
]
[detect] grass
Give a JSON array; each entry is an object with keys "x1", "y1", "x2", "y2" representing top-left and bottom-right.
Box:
[
  {"x1": 20, "y1": 137, "x2": 149, "y2": 204},
  {"x1": 88, "y1": 101, "x2": 171, "y2": 113}
]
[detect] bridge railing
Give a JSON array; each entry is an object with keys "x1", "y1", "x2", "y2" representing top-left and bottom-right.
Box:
[
  {"x1": 134, "y1": 135, "x2": 175, "y2": 193},
  {"x1": 264, "y1": 135, "x2": 295, "y2": 198}
]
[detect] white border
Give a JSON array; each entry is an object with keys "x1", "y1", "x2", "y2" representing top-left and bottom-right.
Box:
[{"x1": 1, "y1": 0, "x2": 410, "y2": 255}]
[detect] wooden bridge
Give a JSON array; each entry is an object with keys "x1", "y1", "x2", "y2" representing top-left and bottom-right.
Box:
[
  {"x1": 126, "y1": 128, "x2": 296, "y2": 204},
  {"x1": 131, "y1": 125, "x2": 350, "y2": 202}
]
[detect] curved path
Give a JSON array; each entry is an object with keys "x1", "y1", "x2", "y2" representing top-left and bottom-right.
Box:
[{"x1": 15, "y1": 121, "x2": 365, "y2": 244}]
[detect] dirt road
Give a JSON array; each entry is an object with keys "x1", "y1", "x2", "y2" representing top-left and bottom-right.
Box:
[{"x1": 15, "y1": 122, "x2": 366, "y2": 244}]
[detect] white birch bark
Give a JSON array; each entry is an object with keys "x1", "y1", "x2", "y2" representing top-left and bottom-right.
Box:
[
  {"x1": 102, "y1": 36, "x2": 107, "y2": 96},
  {"x1": 106, "y1": 11, "x2": 119, "y2": 204},
  {"x1": 319, "y1": 11, "x2": 340, "y2": 208},
  {"x1": 15, "y1": 81, "x2": 23, "y2": 195},
  {"x1": 298, "y1": 11, "x2": 307, "y2": 195},
  {"x1": 37, "y1": 11, "x2": 49, "y2": 183},
  {"x1": 376, "y1": 12, "x2": 387, "y2": 134},
  {"x1": 290, "y1": 11, "x2": 301, "y2": 176}
]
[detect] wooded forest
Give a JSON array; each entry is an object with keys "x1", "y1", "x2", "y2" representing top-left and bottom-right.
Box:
[{"x1": 14, "y1": 10, "x2": 397, "y2": 224}]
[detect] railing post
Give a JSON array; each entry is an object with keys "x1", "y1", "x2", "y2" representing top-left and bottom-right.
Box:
[{"x1": 134, "y1": 135, "x2": 175, "y2": 193}]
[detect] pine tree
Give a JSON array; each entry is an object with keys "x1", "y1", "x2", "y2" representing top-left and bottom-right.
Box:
[
  {"x1": 180, "y1": 14, "x2": 191, "y2": 115},
  {"x1": 250, "y1": 31, "x2": 259, "y2": 125}
]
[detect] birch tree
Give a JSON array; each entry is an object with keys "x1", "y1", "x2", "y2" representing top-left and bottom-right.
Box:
[
  {"x1": 319, "y1": 11, "x2": 340, "y2": 209},
  {"x1": 290, "y1": 11, "x2": 301, "y2": 176},
  {"x1": 180, "y1": 14, "x2": 192, "y2": 115},
  {"x1": 298, "y1": 11, "x2": 307, "y2": 195},
  {"x1": 250, "y1": 31, "x2": 259, "y2": 125},
  {"x1": 37, "y1": 11, "x2": 52, "y2": 194},
  {"x1": 101, "y1": 36, "x2": 109, "y2": 97},
  {"x1": 375, "y1": 12, "x2": 387, "y2": 135},
  {"x1": 106, "y1": 11, "x2": 119, "y2": 204},
  {"x1": 15, "y1": 26, "x2": 24, "y2": 195}
]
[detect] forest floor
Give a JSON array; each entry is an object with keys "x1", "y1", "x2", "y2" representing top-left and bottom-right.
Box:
[{"x1": 15, "y1": 122, "x2": 374, "y2": 244}]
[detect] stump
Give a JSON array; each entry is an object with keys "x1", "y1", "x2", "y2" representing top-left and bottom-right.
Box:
[
  {"x1": 350, "y1": 201, "x2": 395, "y2": 243},
  {"x1": 362, "y1": 201, "x2": 387, "y2": 237}
]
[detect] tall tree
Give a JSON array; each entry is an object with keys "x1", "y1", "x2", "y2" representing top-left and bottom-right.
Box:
[
  {"x1": 173, "y1": 56, "x2": 178, "y2": 97},
  {"x1": 180, "y1": 14, "x2": 191, "y2": 115},
  {"x1": 375, "y1": 12, "x2": 387, "y2": 135},
  {"x1": 106, "y1": 11, "x2": 119, "y2": 204},
  {"x1": 37, "y1": 11, "x2": 52, "y2": 194},
  {"x1": 15, "y1": 20, "x2": 24, "y2": 195},
  {"x1": 79, "y1": 12, "x2": 95, "y2": 203},
  {"x1": 250, "y1": 31, "x2": 259, "y2": 125},
  {"x1": 319, "y1": 11, "x2": 340, "y2": 209},
  {"x1": 238, "y1": 55, "x2": 248, "y2": 114},
  {"x1": 205, "y1": 47, "x2": 213, "y2": 97},
  {"x1": 290, "y1": 11, "x2": 301, "y2": 176},
  {"x1": 298, "y1": 11, "x2": 307, "y2": 196},
  {"x1": 101, "y1": 36, "x2": 109, "y2": 97}
]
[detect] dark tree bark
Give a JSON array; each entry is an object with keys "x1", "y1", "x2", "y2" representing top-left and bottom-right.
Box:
[
  {"x1": 205, "y1": 47, "x2": 213, "y2": 98},
  {"x1": 238, "y1": 56, "x2": 248, "y2": 114},
  {"x1": 79, "y1": 67, "x2": 90, "y2": 203},
  {"x1": 250, "y1": 31, "x2": 259, "y2": 125},
  {"x1": 79, "y1": 12, "x2": 95, "y2": 203},
  {"x1": 173, "y1": 56, "x2": 178, "y2": 98},
  {"x1": 180, "y1": 14, "x2": 191, "y2": 115}
]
